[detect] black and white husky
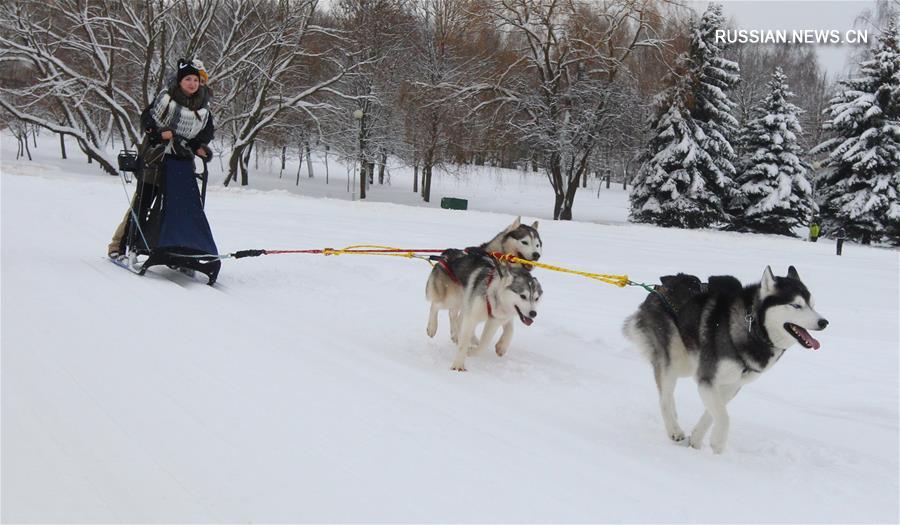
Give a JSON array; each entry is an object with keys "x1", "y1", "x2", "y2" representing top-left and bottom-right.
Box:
[
  {"x1": 425, "y1": 217, "x2": 542, "y2": 343},
  {"x1": 623, "y1": 266, "x2": 828, "y2": 453},
  {"x1": 447, "y1": 252, "x2": 543, "y2": 371}
]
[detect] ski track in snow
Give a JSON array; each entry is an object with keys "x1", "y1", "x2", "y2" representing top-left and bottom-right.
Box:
[{"x1": 2, "y1": 135, "x2": 898, "y2": 523}]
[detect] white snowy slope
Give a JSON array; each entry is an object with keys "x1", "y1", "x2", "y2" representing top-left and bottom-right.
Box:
[{"x1": 1, "y1": 135, "x2": 898, "y2": 523}]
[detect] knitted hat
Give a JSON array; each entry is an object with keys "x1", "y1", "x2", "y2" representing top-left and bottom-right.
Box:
[{"x1": 176, "y1": 58, "x2": 201, "y2": 83}]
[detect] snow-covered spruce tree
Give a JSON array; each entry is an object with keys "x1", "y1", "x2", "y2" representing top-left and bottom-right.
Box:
[
  {"x1": 689, "y1": 3, "x2": 741, "y2": 225},
  {"x1": 630, "y1": 72, "x2": 726, "y2": 227},
  {"x1": 732, "y1": 67, "x2": 817, "y2": 235},
  {"x1": 630, "y1": 4, "x2": 740, "y2": 228},
  {"x1": 813, "y1": 19, "x2": 900, "y2": 244}
]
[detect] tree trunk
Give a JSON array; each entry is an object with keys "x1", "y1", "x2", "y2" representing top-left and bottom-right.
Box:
[
  {"x1": 24, "y1": 134, "x2": 32, "y2": 161},
  {"x1": 422, "y1": 143, "x2": 436, "y2": 202},
  {"x1": 422, "y1": 164, "x2": 433, "y2": 203},
  {"x1": 558, "y1": 201, "x2": 574, "y2": 220},
  {"x1": 357, "y1": 110, "x2": 367, "y2": 199},
  {"x1": 242, "y1": 142, "x2": 253, "y2": 186},
  {"x1": 296, "y1": 142, "x2": 304, "y2": 185},
  {"x1": 32, "y1": 127, "x2": 37, "y2": 148},
  {"x1": 378, "y1": 150, "x2": 386, "y2": 184},
  {"x1": 413, "y1": 164, "x2": 419, "y2": 193},
  {"x1": 548, "y1": 155, "x2": 564, "y2": 219},
  {"x1": 324, "y1": 145, "x2": 330, "y2": 184},
  {"x1": 60, "y1": 133, "x2": 67, "y2": 159},
  {"x1": 306, "y1": 141, "x2": 314, "y2": 178},
  {"x1": 240, "y1": 156, "x2": 249, "y2": 186},
  {"x1": 279, "y1": 146, "x2": 286, "y2": 179},
  {"x1": 558, "y1": 161, "x2": 587, "y2": 220},
  {"x1": 225, "y1": 146, "x2": 242, "y2": 187},
  {"x1": 226, "y1": 143, "x2": 253, "y2": 187}
]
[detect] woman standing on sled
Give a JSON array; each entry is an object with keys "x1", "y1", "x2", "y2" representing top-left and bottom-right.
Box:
[{"x1": 107, "y1": 58, "x2": 221, "y2": 283}]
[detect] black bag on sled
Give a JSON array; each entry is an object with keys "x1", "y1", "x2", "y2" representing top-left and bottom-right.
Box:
[{"x1": 122, "y1": 156, "x2": 220, "y2": 285}]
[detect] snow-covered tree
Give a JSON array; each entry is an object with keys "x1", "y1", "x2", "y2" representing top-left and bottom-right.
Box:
[
  {"x1": 813, "y1": 19, "x2": 900, "y2": 244},
  {"x1": 398, "y1": 0, "x2": 474, "y2": 202},
  {"x1": 630, "y1": 72, "x2": 727, "y2": 228},
  {"x1": 690, "y1": 3, "x2": 741, "y2": 223},
  {"x1": 450, "y1": 0, "x2": 665, "y2": 220},
  {"x1": 630, "y1": 4, "x2": 740, "y2": 228},
  {"x1": 731, "y1": 68, "x2": 817, "y2": 235}
]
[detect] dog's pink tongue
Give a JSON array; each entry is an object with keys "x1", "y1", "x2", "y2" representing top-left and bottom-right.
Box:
[
  {"x1": 521, "y1": 317, "x2": 534, "y2": 326},
  {"x1": 796, "y1": 326, "x2": 821, "y2": 350}
]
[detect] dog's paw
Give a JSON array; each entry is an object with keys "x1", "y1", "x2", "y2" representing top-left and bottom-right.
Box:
[
  {"x1": 495, "y1": 343, "x2": 508, "y2": 356},
  {"x1": 688, "y1": 436, "x2": 702, "y2": 450},
  {"x1": 450, "y1": 334, "x2": 459, "y2": 344},
  {"x1": 669, "y1": 431, "x2": 686, "y2": 443},
  {"x1": 426, "y1": 322, "x2": 437, "y2": 338},
  {"x1": 710, "y1": 440, "x2": 726, "y2": 455},
  {"x1": 450, "y1": 364, "x2": 467, "y2": 372}
]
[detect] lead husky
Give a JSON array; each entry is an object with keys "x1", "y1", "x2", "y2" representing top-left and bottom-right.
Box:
[
  {"x1": 426, "y1": 217, "x2": 541, "y2": 342},
  {"x1": 448, "y1": 252, "x2": 543, "y2": 371},
  {"x1": 623, "y1": 266, "x2": 828, "y2": 454}
]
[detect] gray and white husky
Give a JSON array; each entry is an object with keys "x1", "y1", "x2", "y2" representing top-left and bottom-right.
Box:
[
  {"x1": 623, "y1": 266, "x2": 828, "y2": 454},
  {"x1": 447, "y1": 253, "x2": 543, "y2": 371},
  {"x1": 426, "y1": 217, "x2": 542, "y2": 343}
]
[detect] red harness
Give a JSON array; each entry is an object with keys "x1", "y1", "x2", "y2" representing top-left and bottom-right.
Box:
[
  {"x1": 485, "y1": 270, "x2": 494, "y2": 318},
  {"x1": 436, "y1": 252, "x2": 495, "y2": 317},
  {"x1": 437, "y1": 258, "x2": 462, "y2": 285}
]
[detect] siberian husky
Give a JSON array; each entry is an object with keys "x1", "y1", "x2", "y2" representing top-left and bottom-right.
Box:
[
  {"x1": 623, "y1": 266, "x2": 828, "y2": 453},
  {"x1": 447, "y1": 252, "x2": 543, "y2": 371},
  {"x1": 426, "y1": 217, "x2": 541, "y2": 342}
]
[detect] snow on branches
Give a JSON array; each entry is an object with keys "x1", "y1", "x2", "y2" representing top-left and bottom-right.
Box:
[
  {"x1": 813, "y1": 19, "x2": 900, "y2": 244},
  {"x1": 731, "y1": 67, "x2": 817, "y2": 236},
  {"x1": 630, "y1": 3, "x2": 740, "y2": 229}
]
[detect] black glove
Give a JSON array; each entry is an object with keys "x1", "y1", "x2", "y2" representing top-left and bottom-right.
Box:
[
  {"x1": 171, "y1": 136, "x2": 194, "y2": 158},
  {"x1": 145, "y1": 127, "x2": 161, "y2": 143}
]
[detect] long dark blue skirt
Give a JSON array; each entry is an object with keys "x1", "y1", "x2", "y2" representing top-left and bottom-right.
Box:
[{"x1": 140, "y1": 157, "x2": 220, "y2": 284}]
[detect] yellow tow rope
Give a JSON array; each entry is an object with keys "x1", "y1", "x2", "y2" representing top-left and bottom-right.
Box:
[
  {"x1": 243, "y1": 245, "x2": 631, "y2": 288},
  {"x1": 490, "y1": 252, "x2": 630, "y2": 287}
]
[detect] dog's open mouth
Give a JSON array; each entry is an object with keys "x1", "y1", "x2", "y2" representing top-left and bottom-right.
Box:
[
  {"x1": 785, "y1": 323, "x2": 820, "y2": 350},
  {"x1": 515, "y1": 306, "x2": 534, "y2": 326}
]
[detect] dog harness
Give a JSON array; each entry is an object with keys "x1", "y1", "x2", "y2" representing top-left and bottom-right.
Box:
[
  {"x1": 485, "y1": 269, "x2": 495, "y2": 318},
  {"x1": 437, "y1": 258, "x2": 462, "y2": 285},
  {"x1": 433, "y1": 247, "x2": 499, "y2": 317}
]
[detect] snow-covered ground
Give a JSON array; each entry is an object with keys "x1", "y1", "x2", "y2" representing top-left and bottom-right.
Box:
[{"x1": 2, "y1": 134, "x2": 898, "y2": 523}]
